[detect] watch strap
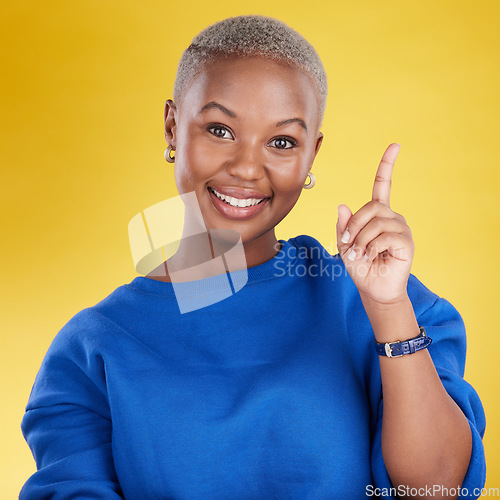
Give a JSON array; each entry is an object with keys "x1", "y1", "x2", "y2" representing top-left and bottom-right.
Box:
[{"x1": 375, "y1": 326, "x2": 432, "y2": 357}]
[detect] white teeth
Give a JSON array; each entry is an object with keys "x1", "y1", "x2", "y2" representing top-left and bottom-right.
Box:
[{"x1": 211, "y1": 188, "x2": 264, "y2": 208}]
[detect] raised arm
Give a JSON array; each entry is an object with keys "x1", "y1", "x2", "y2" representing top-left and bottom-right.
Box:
[{"x1": 336, "y1": 144, "x2": 479, "y2": 497}]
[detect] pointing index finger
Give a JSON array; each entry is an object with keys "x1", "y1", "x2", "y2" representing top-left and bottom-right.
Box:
[{"x1": 372, "y1": 143, "x2": 401, "y2": 206}]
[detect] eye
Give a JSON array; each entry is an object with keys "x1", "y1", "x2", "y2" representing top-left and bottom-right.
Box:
[
  {"x1": 269, "y1": 137, "x2": 297, "y2": 150},
  {"x1": 207, "y1": 125, "x2": 234, "y2": 140}
]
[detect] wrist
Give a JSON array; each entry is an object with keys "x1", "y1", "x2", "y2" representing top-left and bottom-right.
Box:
[
  {"x1": 359, "y1": 292, "x2": 410, "y2": 312},
  {"x1": 360, "y1": 293, "x2": 420, "y2": 344},
  {"x1": 375, "y1": 326, "x2": 431, "y2": 358}
]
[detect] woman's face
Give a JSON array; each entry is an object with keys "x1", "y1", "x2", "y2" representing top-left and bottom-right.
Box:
[{"x1": 165, "y1": 56, "x2": 323, "y2": 251}]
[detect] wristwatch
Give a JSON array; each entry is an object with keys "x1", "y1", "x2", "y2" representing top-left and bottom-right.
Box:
[{"x1": 374, "y1": 326, "x2": 432, "y2": 358}]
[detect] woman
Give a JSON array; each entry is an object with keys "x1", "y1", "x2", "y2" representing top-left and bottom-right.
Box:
[{"x1": 21, "y1": 15, "x2": 485, "y2": 499}]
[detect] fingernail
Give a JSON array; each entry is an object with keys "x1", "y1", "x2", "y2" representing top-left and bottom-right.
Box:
[
  {"x1": 363, "y1": 254, "x2": 369, "y2": 262},
  {"x1": 341, "y1": 229, "x2": 350, "y2": 244},
  {"x1": 348, "y1": 248, "x2": 357, "y2": 261}
]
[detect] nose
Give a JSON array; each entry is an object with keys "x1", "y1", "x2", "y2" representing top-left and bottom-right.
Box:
[{"x1": 225, "y1": 142, "x2": 266, "y2": 181}]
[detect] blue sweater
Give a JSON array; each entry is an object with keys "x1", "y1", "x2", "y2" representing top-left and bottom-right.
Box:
[{"x1": 21, "y1": 235, "x2": 486, "y2": 499}]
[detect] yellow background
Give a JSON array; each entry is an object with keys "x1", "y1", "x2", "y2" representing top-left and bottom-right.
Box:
[{"x1": 1, "y1": 0, "x2": 499, "y2": 496}]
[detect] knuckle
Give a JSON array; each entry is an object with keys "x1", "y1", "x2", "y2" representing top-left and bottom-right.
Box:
[
  {"x1": 379, "y1": 158, "x2": 393, "y2": 166},
  {"x1": 353, "y1": 240, "x2": 365, "y2": 253},
  {"x1": 374, "y1": 200, "x2": 387, "y2": 211}
]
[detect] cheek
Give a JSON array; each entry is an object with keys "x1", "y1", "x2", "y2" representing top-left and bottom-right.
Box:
[
  {"x1": 174, "y1": 137, "x2": 221, "y2": 193},
  {"x1": 268, "y1": 155, "x2": 310, "y2": 194}
]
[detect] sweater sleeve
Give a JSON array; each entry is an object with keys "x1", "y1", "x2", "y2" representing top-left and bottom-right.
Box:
[
  {"x1": 370, "y1": 289, "x2": 486, "y2": 499},
  {"x1": 20, "y1": 312, "x2": 124, "y2": 499}
]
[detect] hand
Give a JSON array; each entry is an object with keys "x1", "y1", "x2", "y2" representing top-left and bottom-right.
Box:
[{"x1": 336, "y1": 143, "x2": 415, "y2": 306}]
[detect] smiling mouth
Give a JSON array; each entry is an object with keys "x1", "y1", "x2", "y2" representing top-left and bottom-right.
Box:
[
  {"x1": 207, "y1": 187, "x2": 271, "y2": 220},
  {"x1": 208, "y1": 187, "x2": 266, "y2": 207}
]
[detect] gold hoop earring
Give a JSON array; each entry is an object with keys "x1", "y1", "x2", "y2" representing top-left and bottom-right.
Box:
[
  {"x1": 303, "y1": 172, "x2": 315, "y2": 189},
  {"x1": 164, "y1": 145, "x2": 175, "y2": 163}
]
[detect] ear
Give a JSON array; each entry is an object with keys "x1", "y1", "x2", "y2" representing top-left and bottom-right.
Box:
[
  {"x1": 164, "y1": 99, "x2": 178, "y2": 147},
  {"x1": 314, "y1": 132, "x2": 323, "y2": 158}
]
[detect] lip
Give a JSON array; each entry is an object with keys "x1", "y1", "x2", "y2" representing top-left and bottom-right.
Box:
[{"x1": 207, "y1": 186, "x2": 271, "y2": 220}]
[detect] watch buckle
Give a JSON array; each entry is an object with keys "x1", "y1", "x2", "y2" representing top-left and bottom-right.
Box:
[{"x1": 385, "y1": 341, "x2": 403, "y2": 358}]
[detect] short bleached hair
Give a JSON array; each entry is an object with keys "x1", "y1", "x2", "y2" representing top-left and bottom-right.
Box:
[{"x1": 173, "y1": 15, "x2": 328, "y2": 123}]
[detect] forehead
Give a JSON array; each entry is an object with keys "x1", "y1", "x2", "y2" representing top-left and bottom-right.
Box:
[{"x1": 179, "y1": 57, "x2": 321, "y2": 128}]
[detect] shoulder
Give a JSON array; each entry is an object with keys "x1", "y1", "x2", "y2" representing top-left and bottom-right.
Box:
[
  {"x1": 287, "y1": 234, "x2": 336, "y2": 256},
  {"x1": 286, "y1": 234, "x2": 343, "y2": 268},
  {"x1": 284, "y1": 233, "x2": 351, "y2": 284},
  {"x1": 29, "y1": 281, "x2": 154, "y2": 407},
  {"x1": 45, "y1": 280, "x2": 149, "y2": 360}
]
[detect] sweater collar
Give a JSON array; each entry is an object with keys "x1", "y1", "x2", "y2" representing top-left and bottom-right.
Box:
[{"x1": 127, "y1": 238, "x2": 297, "y2": 297}]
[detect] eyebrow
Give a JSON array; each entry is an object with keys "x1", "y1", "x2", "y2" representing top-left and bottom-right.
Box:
[
  {"x1": 199, "y1": 101, "x2": 307, "y2": 132},
  {"x1": 276, "y1": 117, "x2": 308, "y2": 132},
  {"x1": 199, "y1": 101, "x2": 236, "y2": 118}
]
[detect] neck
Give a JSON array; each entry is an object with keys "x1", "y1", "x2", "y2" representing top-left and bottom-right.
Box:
[{"x1": 146, "y1": 210, "x2": 281, "y2": 282}]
